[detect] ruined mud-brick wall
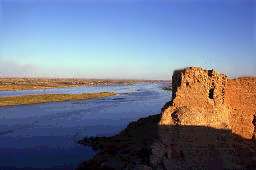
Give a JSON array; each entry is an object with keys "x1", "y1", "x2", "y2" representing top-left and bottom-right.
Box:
[
  {"x1": 225, "y1": 77, "x2": 256, "y2": 139},
  {"x1": 160, "y1": 67, "x2": 256, "y2": 139}
]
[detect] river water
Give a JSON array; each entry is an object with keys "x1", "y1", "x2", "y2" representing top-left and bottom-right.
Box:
[{"x1": 0, "y1": 83, "x2": 170, "y2": 169}]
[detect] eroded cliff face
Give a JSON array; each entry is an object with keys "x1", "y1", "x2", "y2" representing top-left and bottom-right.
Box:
[
  {"x1": 150, "y1": 67, "x2": 256, "y2": 169},
  {"x1": 226, "y1": 77, "x2": 256, "y2": 139},
  {"x1": 160, "y1": 67, "x2": 256, "y2": 140}
]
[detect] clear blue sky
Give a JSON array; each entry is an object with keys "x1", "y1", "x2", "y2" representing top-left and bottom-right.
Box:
[{"x1": 0, "y1": 0, "x2": 255, "y2": 79}]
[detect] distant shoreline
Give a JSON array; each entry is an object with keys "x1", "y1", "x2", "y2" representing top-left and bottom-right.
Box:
[
  {"x1": 0, "y1": 92, "x2": 116, "y2": 107},
  {"x1": 0, "y1": 78, "x2": 166, "y2": 91}
]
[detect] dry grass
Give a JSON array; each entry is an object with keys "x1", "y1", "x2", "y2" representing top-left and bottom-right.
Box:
[{"x1": 0, "y1": 92, "x2": 115, "y2": 107}]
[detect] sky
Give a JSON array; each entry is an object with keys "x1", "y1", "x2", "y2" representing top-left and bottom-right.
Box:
[{"x1": 0, "y1": 0, "x2": 255, "y2": 80}]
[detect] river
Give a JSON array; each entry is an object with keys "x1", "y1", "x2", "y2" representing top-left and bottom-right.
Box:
[{"x1": 0, "y1": 83, "x2": 170, "y2": 169}]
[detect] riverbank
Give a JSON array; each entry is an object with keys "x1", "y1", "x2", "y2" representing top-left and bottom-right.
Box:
[
  {"x1": 0, "y1": 78, "x2": 163, "y2": 91},
  {"x1": 77, "y1": 114, "x2": 161, "y2": 170},
  {"x1": 0, "y1": 92, "x2": 115, "y2": 107},
  {"x1": 77, "y1": 113, "x2": 256, "y2": 170}
]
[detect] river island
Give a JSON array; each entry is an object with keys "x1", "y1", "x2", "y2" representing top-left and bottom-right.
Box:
[{"x1": 0, "y1": 92, "x2": 115, "y2": 107}]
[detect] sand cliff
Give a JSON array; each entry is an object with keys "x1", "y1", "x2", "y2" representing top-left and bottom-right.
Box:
[
  {"x1": 78, "y1": 67, "x2": 256, "y2": 170},
  {"x1": 160, "y1": 67, "x2": 256, "y2": 139},
  {"x1": 152, "y1": 67, "x2": 256, "y2": 169}
]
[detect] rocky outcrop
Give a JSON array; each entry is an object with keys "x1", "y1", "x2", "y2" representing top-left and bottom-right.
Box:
[
  {"x1": 78, "y1": 67, "x2": 256, "y2": 170},
  {"x1": 152, "y1": 67, "x2": 256, "y2": 169},
  {"x1": 77, "y1": 114, "x2": 161, "y2": 170},
  {"x1": 160, "y1": 67, "x2": 256, "y2": 139}
]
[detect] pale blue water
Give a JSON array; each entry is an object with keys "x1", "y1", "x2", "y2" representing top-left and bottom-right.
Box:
[{"x1": 0, "y1": 83, "x2": 170, "y2": 169}]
